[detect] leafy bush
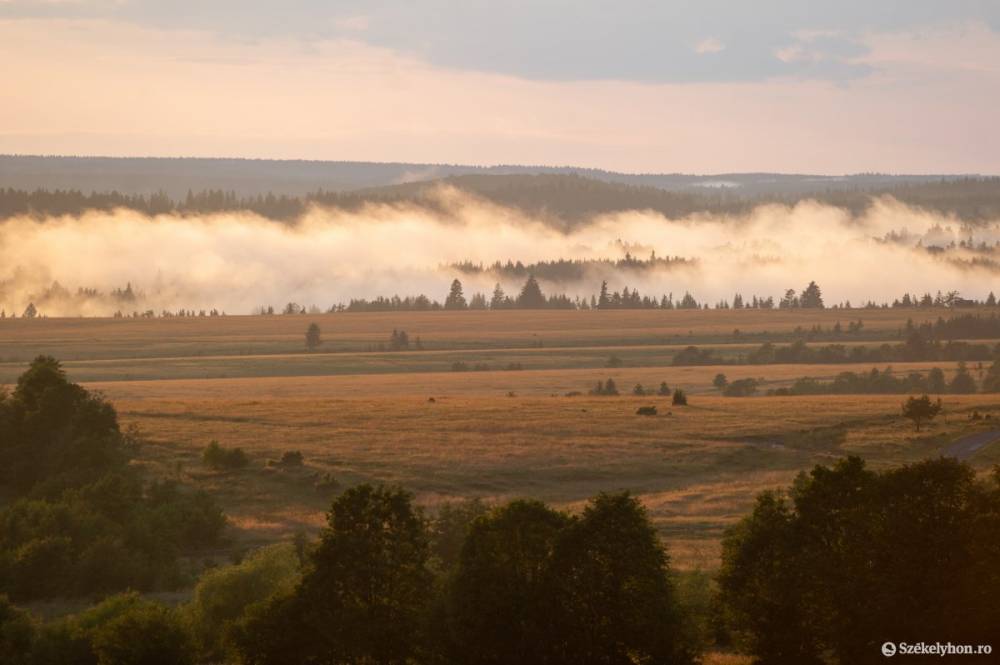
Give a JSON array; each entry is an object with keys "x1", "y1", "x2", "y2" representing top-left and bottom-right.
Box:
[
  {"x1": 672, "y1": 389, "x2": 688, "y2": 406},
  {"x1": 279, "y1": 451, "x2": 304, "y2": 467},
  {"x1": 91, "y1": 602, "x2": 195, "y2": 665},
  {"x1": 723, "y1": 378, "x2": 759, "y2": 397},
  {"x1": 636, "y1": 406, "x2": 658, "y2": 416},
  {"x1": 0, "y1": 594, "x2": 35, "y2": 665},
  {"x1": 185, "y1": 544, "x2": 301, "y2": 662},
  {"x1": 0, "y1": 358, "x2": 226, "y2": 602},
  {"x1": 590, "y1": 379, "x2": 619, "y2": 396},
  {"x1": 202, "y1": 441, "x2": 249, "y2": 470},
  {"x1": 26, "y1": 592, "x2": 171, "y2": 665}
]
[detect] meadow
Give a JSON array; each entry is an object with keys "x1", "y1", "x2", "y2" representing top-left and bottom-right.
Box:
[{"x1": 3, "y1": 307, "x2": 998, "y2": 571}]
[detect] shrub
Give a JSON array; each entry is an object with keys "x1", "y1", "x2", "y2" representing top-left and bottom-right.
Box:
[
  {"x1": 202, "y1": 441, "x2": 249, "y2": 470},
  {"x1": 185, "y1": 544, "x2": 301, "y2": 662},
  {"x1": 91, "y1": 602, "x2": 195, "y2": 665},
  {"x1": 723, "y1": 378, "x2": 759, "y2": 397},
  {"x1": 671, "y1": 346, "x2": 717, "y2": 366},
  {"x1": 0, "y1": 595, "x2": 36, "y2": 665},
  {"x1": 313, "y1": 473, "x2": 339, "y2": 494},
  {"x1": 633, "y1": 384, "x2": 646, "y2": 396},
  {"x1": 279, "y1": 451, "x2": 304, "y2": 467},
  {"x1": 590, "y1": 378, "x2": 620, "y2": 396},
  {"x1": 672, "y1": 389, "x2": 688, "y2": 406},
  {"x1": 606, "y1": 355, "x2": 623, "y2": 368},
  {"x1": 658, "y1": 382, "x2": 671, "y2": 396},
  {"x1": 0, "y1": 359, "x2": 227, "y2": 602},
  {"x1": 636, "y1": 406, "x2": 658, "y2": 416}
]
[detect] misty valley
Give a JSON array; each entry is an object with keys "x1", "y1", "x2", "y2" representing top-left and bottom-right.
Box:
[{"x1": 2, "y1": 163, "x2": 1000, "y2": 665}]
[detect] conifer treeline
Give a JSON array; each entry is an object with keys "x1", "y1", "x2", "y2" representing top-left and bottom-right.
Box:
[
  {"x1": 4, "y1": 174, "x2": 1000, "y2": 223},
  {"x1": 4, "y1": 274, "x2": 1000, "y2": 319}
]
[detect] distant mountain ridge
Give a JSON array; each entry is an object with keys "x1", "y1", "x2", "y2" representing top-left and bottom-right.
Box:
[{"x1": 0, "y1": 154, "x2": 980, "y2": 200}]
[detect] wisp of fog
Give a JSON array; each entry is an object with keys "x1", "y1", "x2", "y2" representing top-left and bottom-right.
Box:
[{"x1": 0, "y1": 188, "x2": 997, "y2": 316}]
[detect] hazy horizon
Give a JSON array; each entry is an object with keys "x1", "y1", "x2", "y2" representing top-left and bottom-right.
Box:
[{"x1": 3, "y1": 2, "x2": 1000, "y2": 173}]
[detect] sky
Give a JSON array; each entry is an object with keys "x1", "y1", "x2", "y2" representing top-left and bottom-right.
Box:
[{"x1": 1, "y1": 1, "x2": 999, "y2": 173}]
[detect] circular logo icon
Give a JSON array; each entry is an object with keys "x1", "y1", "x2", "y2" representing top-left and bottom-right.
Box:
[{"x1": 882, "y1": 642, "x2": 897, "y2": 657}]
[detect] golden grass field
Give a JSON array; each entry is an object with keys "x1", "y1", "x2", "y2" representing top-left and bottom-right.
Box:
[{"x1": 3, "y1": 308, "x2": 1000, "y2": 572}]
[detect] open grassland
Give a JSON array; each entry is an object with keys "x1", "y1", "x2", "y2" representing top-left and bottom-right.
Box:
[
  {"x1": 99, "y1": 379, "x2": 1000, "y2": 569},
  {"x1": 0, "y1": 307, "x2": 987, "y2": 362},
  {"x1": 2, "y1": 306, "x2": 997, "y2": 384},
  {"x1": 4, "y1": 309, "x2": 1000, "y2": 570}
]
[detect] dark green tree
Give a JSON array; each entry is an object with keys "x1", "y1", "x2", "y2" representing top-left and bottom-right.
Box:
[
  {"x1": 800, "y1": 281, "x2": 824, "y2": 308},
  {"x1": 304, "y1": 322, "x2": 322, "y2": 351},
  {"x1": 235, "y1": 485, "x2": 432, "y2": 665},
  {"x1": 91, "y1": 602, "x2": 194, "y2": 665},
  {"x1": 444, "y1": 279, "x2": 468, "y2": 310},
  {"x1": 902, "y1": 394, "x2": 942, "y2": 431},
  {"x1": 489, "y1": 283, "x2": 509, "y2": 310},
  {"x1": 0, "y1": 595, "x2": 35, "y2": 665},
  {"x1": 515, "y1": 275, "x2": 546, "y2": 308},
  {"x1": 429, "y1": 499, "x2": 489, "y2": 573},
  {"x1": 0, "y1": 355, "x2": 124, "y2": 495},
  {"x1": 720, "y1": 457, "x2": 1000, "y2": 664},
  {"x1": 597, "y1": 280, "x2": 611, "y2": 309},
  {"x1": 712, "y1": 373, "x2": 728, "y2": 391},
  {"x1": 448, "y1": 500, "x2": 570, "y2": 665},
  {"x1": 927, "y1": 366, "x2": 947, "y2": 393},
  {"x1": 982, "y1": 359, "x2": 1000, "y2": 392},
  {"x1": 949, "y1": 361, "x2": 978, "y2": 394},
  {"x1": 546, "y1": 493, "x2": 695, "y2": 665}
]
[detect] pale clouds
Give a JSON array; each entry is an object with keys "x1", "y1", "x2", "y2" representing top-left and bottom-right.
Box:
[
  {"x1": 694, "y1": 38, "x2": 725, "y2": 54},
  {"x1": 1, "y1": 18, "x2": 998, "y2": 173}
]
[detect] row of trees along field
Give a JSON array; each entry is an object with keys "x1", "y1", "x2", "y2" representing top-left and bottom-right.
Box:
[
  {"x1": 704, "y1": 361, "x2": 1000, "y2": 398},
  {"x1": 6, "y1": 273, "x2": 998, "y2": 318},
  {"x1": 4, "y1": 175, "x2": 1000, "y2": 223},
  {"x1": 1, "y1": 358, "x2": 1000, "y2": 663}
]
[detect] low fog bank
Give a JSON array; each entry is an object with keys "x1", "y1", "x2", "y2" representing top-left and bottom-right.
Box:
[{"x1": 0, "y1": 190, "x2": 998, "y2": 317}]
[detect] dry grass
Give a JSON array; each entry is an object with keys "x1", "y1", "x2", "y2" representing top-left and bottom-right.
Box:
[
  {"x1": 103, "y1": 380, "x2": 1000, "y2": 568},
  {"x1": 0, "y1": 306, "x2": 985, "y2": 362},
  {"x1": 3, "y1": 309, "x2": 998, "y2": 571}
]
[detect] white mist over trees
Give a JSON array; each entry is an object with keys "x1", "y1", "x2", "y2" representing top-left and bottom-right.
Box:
[{"x1": 0, "y1": 191, "x2": 997, "y2": 316}]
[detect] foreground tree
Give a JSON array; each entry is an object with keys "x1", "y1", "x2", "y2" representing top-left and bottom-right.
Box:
[
  {"x1": 0, "y1": 355, "x2": 123, "y2": 494},
  {"x1": 235, "y1": 485, "x2": 432, "y2": 665},
  {"x1": 719, "y1": 457, "x2": 1000, "y2": 664},
  {"x1": 0, "y1": 595, "x2": 35, "y2": 665},
  {"x1": 449, "y1": 500, "x2": 569, "y2": 664},
  {"x1": 91, "y1": 602, "x2": 194, "y2": 665},
  {"x1": 546, "y1": 493, "x2": 695, "y2": 665},
  {"x1": 448, "y1": 495, "x2": 696, "y2": 665}
]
